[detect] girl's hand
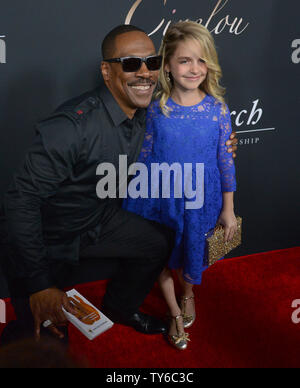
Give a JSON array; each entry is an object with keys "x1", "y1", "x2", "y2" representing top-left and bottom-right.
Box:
[
  {"x1": 217, "y1": 210, "x2": 238, "y2": 243},
  {"x1": 226, "y1": 132, "x2": 238, "y2": 158}
]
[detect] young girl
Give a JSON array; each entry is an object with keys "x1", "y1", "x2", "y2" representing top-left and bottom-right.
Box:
[{"x1": 123, "y1": 21, "x2": 237, "y2": 350}]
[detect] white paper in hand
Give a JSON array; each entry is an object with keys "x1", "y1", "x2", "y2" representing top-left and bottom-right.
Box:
[{"x1": 62, "y1": 289, "x2": 114, "y2": 341}]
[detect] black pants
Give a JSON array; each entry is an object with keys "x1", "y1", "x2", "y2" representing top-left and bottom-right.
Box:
[
  {"x1": 80, "y1": 206, "x2": 175, "y2": 314},
  {"x1": 1, "y1": 207, "x2": 175, "y2": 344}
]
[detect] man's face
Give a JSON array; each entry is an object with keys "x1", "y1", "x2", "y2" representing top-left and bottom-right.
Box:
[{"x1": 102, "y1": 31, "x2": 159, "y2": 115}]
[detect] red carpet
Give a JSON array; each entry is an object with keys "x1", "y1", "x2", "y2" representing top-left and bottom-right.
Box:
[{"x1": 1, "y1": 247, "x2": 300, "y2": 368}]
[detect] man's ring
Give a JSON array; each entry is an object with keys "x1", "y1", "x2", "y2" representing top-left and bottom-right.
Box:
[{"x1": 42, "y1": 320, "x2": 53, "y2": 328}]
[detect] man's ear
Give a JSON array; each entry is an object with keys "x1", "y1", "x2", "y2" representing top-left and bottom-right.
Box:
[{"x1": 101, "y1": 62, "x2": 111, "y2": 81}]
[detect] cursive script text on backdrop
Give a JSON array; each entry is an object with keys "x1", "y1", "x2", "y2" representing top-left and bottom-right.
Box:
[{"x1": 125, "y1": 0, "x2": 250, "y2": 37}]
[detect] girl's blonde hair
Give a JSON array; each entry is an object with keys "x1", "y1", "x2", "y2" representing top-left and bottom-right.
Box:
[{"x1": 156, "y1": 21, "x2": 226, "y2": 116}]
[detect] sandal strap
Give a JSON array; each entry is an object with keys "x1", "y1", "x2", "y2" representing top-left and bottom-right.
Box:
[
  {"x1": 183, "y1": 313, "x2": 194, "y2": 320},
  {"x1": 170, "y1": 314, "x2": 184, "y2": 324},
  {"x1": 181, "y1": 296, "x2": 195, "y2": 315},
  {"x1": 169, "y1": 314, "x2": 185, "y2": 335},
  {"x1": 181, "y1": 295, "x2": 195, "y2": 301},
  {"x1": 171, "y1": 332, "x2": 191, "y2": 345}
]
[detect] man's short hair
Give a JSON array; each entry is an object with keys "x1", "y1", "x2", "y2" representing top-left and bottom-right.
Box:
[{"x1": 102, "y1": 25, "x2": 147, "y2": 60}]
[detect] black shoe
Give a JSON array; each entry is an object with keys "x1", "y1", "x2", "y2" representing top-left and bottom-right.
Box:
[{"x1": 102, "y1": 305, "x2": 167, "y2": 335}]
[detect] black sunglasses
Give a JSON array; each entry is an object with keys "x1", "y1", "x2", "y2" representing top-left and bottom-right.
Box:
[{"x1": 104, "y1": 55, "x2": 163, "y2": 73}]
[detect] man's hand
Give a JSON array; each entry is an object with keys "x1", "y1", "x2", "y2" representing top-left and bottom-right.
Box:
[
  {"x1": 29, "y1": 287, "x2": 77, "y2": 341},
  {"x1": 226, "y1": 131, "x2": 238, "y2": 158}
]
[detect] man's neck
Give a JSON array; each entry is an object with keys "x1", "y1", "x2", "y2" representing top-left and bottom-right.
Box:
[{"x1": 105, "y1": 83, "x2": 137, "y2": 120}]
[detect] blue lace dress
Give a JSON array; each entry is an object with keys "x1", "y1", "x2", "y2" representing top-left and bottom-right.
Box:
[{"x1": 123, "y1": 95, "x2": 236, "y2": 285}]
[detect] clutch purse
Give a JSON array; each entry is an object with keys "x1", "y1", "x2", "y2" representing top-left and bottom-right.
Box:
[{"x1": 206, "y1": 216, "x2": 242, "y2": 266}]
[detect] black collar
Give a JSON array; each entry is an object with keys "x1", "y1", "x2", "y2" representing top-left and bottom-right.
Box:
[{"x1": 97, "y1": 84, "x2": 146, "y2": 127}]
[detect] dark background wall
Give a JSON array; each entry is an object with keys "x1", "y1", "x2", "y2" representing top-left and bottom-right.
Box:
[{"x1": 0, "y1": 0, "x2": 299, "y2": 297}]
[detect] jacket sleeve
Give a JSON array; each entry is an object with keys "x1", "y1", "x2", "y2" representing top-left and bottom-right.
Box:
[{"x1": 4, "y1": 115, "x2": 82, "y2": 294}]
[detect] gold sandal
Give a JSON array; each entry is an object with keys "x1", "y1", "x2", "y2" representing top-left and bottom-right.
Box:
[
  {"x1": 167, "y1": 314, "x2": 190, "y2": 350},
  {"x1": 180, "y1": 296, "x2": 196, "y2": 329}
]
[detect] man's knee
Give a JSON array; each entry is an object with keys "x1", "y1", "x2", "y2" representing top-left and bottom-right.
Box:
[{"x1": 151, "y1": 223, "x2": 175, "y2": 261}]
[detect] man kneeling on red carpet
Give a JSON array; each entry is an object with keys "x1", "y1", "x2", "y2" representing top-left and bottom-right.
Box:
[{"x1": 2, "y1": 25, "x2": 237, "y2": 346}]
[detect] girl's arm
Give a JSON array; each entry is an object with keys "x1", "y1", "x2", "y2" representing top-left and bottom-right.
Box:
[
  {"x1": 217, "y1": 104, "x2": 237, "y2": 242},
  {"x1": 222, "y1": 192, "x2": 234, "y2": 212}
]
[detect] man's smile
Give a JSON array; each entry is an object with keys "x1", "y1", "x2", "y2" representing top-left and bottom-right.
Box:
[
  {"x1": 128, "y1": 81, "x2": 156, "y2": 96},
  {"x1": 131, "y1": 85, "x2": 151, "y2": 90}
]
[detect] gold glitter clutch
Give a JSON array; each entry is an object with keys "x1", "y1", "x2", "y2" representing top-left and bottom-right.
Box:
[{"x1": 206, "y1": 216, "x2": 242, "y2": 266}]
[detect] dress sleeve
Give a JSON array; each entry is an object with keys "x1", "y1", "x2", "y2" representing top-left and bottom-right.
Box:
[{"x1": 217, "y1": 104, "x2": 237, "y2": 192}]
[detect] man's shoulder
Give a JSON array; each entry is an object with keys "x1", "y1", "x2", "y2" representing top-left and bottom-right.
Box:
[
  {"x1": 35, "y1": 87, "x2": 107, "y2": 140},
  {"x1": 35, "y1": 88, "x2": 103, "y2": 140},
  {"x1": 53, "y1": 87, "x2": 102, "y2": 122}
]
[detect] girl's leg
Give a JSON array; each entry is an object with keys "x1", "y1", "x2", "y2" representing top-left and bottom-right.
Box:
[
  {"x1": 158, "y1": 268, "x2": 185, "y2": 336},
  {"x1": 176, "y1": 269, "x2": 196, "y2": 321},
  {"x1": 176, "y1": 269, "x2": 194, "y2": 297}
]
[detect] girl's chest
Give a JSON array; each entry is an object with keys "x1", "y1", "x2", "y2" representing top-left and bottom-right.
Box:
[{"x1": 153, "y1": 115, "x2": 220, "y2": 149}]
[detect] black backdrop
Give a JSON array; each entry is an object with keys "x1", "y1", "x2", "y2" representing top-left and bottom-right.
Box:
[{"x1": 0, "y1": 0, "x2": 299, "y2": 295}]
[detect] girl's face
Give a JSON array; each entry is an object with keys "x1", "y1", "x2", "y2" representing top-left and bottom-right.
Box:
[{"x1": 165, "y1": 39, "x2": 208, "y2": 92}]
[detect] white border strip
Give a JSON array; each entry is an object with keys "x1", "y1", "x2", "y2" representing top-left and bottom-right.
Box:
[{"x1": 236, "y1": 128, "x2": 276, "y2": 134}]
